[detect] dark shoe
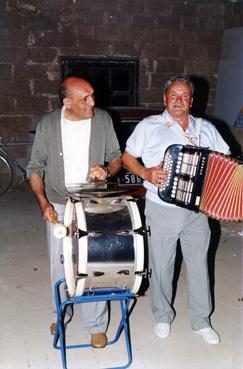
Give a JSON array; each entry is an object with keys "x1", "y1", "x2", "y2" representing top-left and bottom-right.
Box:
[
  {"x1": 50, "y1": 322, "x2": 67, "y2": 335},
  {"x1": 91, "y1": 333, "x2": 107, "y2": 348}
]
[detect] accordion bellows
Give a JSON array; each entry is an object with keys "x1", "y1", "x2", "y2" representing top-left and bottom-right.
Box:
[{"x1": 158, "y1": 144, "x2": 243, "y2": 222}]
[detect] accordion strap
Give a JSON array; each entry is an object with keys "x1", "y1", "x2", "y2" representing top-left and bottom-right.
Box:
[
  {"x1": 180, "y1": 117, "x2": 202, "y2": 146},
  {"x1": 161, "y1": 113, "x2": 203, "y2": 146},
  {"x1": 195, "y1": 118, "x2": 202, "y2": 146}
]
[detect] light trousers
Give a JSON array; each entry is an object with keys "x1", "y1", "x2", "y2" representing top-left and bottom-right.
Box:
[
  {"x1": 145, "y1": 199, "x2": 212, "y2": 331},
  {"x1": 46, "y1": 202, "x2": 108, "y2": 334}
]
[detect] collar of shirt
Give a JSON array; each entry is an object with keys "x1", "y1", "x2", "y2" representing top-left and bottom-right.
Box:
[
  {"x1": 162, "y1": 110, "x2": 199, "y2": 146},
  {"x1": 61, "y1": 106, "x2": 91, "y2": 127}
]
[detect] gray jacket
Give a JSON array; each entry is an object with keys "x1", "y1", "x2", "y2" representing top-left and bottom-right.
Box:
[{"x1": 26, "y1": 107, "x2": 121, "y2": 204}]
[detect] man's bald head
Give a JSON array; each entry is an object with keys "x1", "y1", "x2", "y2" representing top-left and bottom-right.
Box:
[
  {"x1": 60, "y1": 77, "x2": 95, "y2": 121},
  {"x1": 59, "y1": 77, "x2": 93, "y2": 102}
]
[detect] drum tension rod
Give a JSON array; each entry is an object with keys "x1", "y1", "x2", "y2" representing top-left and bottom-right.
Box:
[
  {"x1": 116, "y1": 269, "x2": 151, "y2": 278},
  {"x1": 126, "y1": 198, "x2": 137, "y2": 202},
  {"x1": 135, "y1": 269, "x2": 151, "y2": 278},
  {"x1": 134, "y1": 226, "x2": 145, "y2": 235},
  {"x1": 76, "y1": 273, "x2": 88, "y2": 279},
  {"x1": 117, "y1": 270, "x2": 130, "y2": 275}
]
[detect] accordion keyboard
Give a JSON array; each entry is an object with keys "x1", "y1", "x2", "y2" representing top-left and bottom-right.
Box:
[
  {"x1": 158, "y1": 144, "x2": 243, "y2": 221},
  {"x1": 158, "y1": 144, "x2": 209, "y2": 210}
]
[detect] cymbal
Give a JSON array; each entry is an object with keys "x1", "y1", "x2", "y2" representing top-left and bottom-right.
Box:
[
  {"x1": 66, "y1": 181, "x2": 144, "y2": 198},
  {"x1": 71, "y1": 189, "x2": 131, "y2": 198}
]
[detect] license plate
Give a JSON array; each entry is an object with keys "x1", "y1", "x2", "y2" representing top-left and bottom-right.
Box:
[{"x1": 118, "y1": 172, "x2": 143, "y2": 185}]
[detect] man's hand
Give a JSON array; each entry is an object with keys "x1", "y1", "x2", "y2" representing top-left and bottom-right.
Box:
[
  {"x1": 141, "y1": 164, "x2": 167, "y2": 187},
  {"x1": 89, "y1": 165, "x2": 108, "y2": 181},
  {"x1": 28, "y1": 173, "x2": 57, "y2": 222},
  {"x1": 122, "y1": 152, "x2": 167, "y2": 187},
  {"x1": 41, "y1": 202, "x2": 57, "y2": 223}
]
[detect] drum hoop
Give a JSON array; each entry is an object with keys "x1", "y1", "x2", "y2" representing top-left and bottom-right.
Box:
[
  {"x1": 125, "y1": 197, "x2": 144, "y2": 293},
  {"x1": 63, "y1": 199, "x2": 76, "y2": 298},
  {"x1": 125, "y1": 197, "x2": 142, "y2": 230},
  {"x1": 131, "y1": 233, "x2": 144, "y2": 294},
  {"x1": 75, "y1": 201, "x2": 88, "y2": 297}
]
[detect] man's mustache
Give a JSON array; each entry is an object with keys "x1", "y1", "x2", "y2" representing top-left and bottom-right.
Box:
[{"x1": 173, "y1": 104, "x2": 189, "y2": 112}]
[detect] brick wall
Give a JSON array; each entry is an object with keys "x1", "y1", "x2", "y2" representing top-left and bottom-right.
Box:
[{"x1": 0, "y1": 0, "x2": 242, "y2": 149}]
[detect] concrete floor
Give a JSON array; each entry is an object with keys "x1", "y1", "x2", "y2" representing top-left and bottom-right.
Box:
[{"x1": 0, "y1": 187, "x2": 242, "y2": 369}]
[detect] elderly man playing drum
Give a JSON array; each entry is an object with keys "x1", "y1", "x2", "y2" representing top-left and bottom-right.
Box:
[
  {"x1": 27, "y1": 77, "x2": 122, "y2": 349},
  {"x1": 122, "y1": 75, "x2": 230, "y2": 345}
]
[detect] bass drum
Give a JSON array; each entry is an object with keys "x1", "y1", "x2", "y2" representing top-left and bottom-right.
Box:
[{"x1": 63, "y1": 196, "x2": 145, "y2": 298}]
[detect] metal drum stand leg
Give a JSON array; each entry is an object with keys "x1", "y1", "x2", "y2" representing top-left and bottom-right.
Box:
[{"x1": 53, "y1": 279, "x2": 136, "y2": 369}]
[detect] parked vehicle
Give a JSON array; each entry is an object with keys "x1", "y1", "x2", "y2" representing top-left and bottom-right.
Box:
[
  {"x1": 107, "y1": 106, "x2": 163, "y2": 152},
  {"x1": 106, "y1": 106, "x2": 163, "y2": 193}
]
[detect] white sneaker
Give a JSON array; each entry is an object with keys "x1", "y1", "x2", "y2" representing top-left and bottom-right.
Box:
[
  {"x1": 195, "y1": 327, "x2": 220, "y2": 345},
  {"x1": 154, "y1": 323, "x2": 171, "y2": 338}
]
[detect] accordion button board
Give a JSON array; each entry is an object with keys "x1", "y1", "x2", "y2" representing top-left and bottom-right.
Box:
[
  {"x1": 158, "y1": 144, "x2": 243, "y2": 221},
  {"x1": 158, "y1": 144, "x2": 210, "y2": 211}
]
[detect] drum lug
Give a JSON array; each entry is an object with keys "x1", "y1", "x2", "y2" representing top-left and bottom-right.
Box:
[
  {"x1": 60, "y1": 254, "x2": 64, "y2": 264},
  {"x1": 135, "y1": 268, "x2": 151, "y2": 278},
  {"x1": 74, "y1": 228, "x2": 88, "y2": 239},
  {"x1": 146, "y1": 226, "x2": 151, "y2": 236},
  {"x1": 134, "y1": 226, "x2": 145, "y2": 236},
  {"x1": 76, "y1": 273, "x2": 88, "y2": 279},
  {"x1": 93, "y1": 271, "x2": 105, "y2": 277},
  {"x1": 117, "y1": 270, "x2": 130, "y2": 275}
]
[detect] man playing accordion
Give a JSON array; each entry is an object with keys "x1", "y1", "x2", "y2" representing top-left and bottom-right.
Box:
[{"x1": 122, "y1": 75, "x2": 229, "y2": 345}]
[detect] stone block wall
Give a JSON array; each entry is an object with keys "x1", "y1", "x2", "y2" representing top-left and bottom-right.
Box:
[{"x1": 0, "y1": 0, "x2": 242, "y2": 151}]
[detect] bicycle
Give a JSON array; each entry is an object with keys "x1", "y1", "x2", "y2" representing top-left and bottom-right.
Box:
[{"x1": 0, "y1": 136, "x2": 32, "y2": 195}]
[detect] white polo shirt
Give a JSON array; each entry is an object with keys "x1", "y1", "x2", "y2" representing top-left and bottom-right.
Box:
[
  {"x1": 125, "y1": 110, "x2": 230, "y2": 205},
  {"x1": 61, "y1": 107, "x2": 91, "y2": 188}
]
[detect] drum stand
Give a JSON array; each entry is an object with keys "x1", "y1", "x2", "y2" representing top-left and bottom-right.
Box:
[{"x1": 53, "y1": 279, "x2": 137, "y2": 369}]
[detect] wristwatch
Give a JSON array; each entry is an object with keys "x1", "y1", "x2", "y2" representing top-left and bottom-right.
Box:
[{"x1": 99, "y1": 165, "x2": 111, "y2": 179}]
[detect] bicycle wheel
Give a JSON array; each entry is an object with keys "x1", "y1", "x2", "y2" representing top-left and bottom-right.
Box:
[{"x1": 0, "y1": 155, "x2": 13, "y2": 195}]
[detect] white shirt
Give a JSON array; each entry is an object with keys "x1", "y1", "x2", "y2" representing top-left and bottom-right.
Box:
[
  {"x1": 125, "y1": 110, "x2": 230, "y2": 205},
  {"x1": 61, "y1": 107, "x2": 91, "y2": 188}
]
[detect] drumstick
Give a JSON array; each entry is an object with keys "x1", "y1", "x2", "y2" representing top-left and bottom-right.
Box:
[
  {"x1": 50, "y1": 215, "x2": 57, "y2": 224},
  {"x1": 50, "y1": 216, "x2": 67, "y2": 239}
]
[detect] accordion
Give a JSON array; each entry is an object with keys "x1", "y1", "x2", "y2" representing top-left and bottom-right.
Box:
[{"x1": 158, "y1": 144, "x2": 243, "y2": 222}]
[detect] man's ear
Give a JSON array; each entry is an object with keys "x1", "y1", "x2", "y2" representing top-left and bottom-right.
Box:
[
  {"x1": 163, "y1": 94, "x2": 166, "y2": 107},
  {"x1": 190, "y1": 97, "x2": 193, "y2": 108},
  {"x1": 63, "y1": 97, "x2": 71, "y2": 108}
]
